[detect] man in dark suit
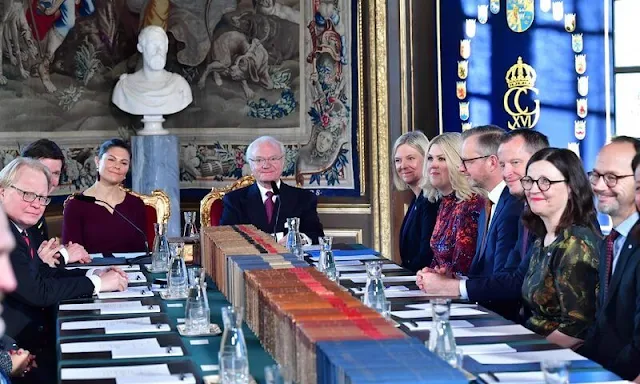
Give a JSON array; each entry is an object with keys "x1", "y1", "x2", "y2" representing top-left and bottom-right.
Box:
[
  {"x1": 0, "y1": 157, "x2": 128, "y2": 382},
  {"x1": 21, "y1": 139, "x2": 91, "y2": 266},
  {"x1": 220, "y1": 136, "x2": 324, "y2": 243},
  {"x1": 418, "y1": 129, "x2": 549, "y2": 321},
  {"x1": 579, "y1": 137, "x2": 640, "y2": 381}
]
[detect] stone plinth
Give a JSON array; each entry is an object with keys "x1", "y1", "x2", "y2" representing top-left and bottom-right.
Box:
[{"x1": 132, "y1": 135, "x2": 180, "y2": 236}]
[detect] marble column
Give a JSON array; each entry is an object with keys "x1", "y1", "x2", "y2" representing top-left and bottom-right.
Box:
[{"x1": 132, "y1": 135, "x2": 180, "y2": 236}]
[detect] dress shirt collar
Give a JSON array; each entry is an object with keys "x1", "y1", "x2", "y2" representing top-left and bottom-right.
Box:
[
  {"x1": 257, "y1": 180, "x2": 282, "y2": 203},
  {"x1": 487, "y1": 180, "x2": 506, "y2": 205},
  {"x1": 614, "y1": 211, "x2": 639, "y2": 239},
  {"x1": 10, "y1": 220, "x2": 27, "y2": 234}
]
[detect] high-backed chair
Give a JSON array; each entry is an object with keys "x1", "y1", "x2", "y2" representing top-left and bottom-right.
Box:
[
  {"x1": 200, "y1": 175, "x2": 255, "y2": 227},
  {"x1": 63, "y1": 186, "x2": 170, "y2": 247}
]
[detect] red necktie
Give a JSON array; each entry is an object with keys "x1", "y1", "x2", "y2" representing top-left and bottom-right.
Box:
[
  {"x1": 604, "y1": 229, "x2": 620, "y2": 297},
  {"x1": 22, "y1": 232, "x2": 34, "y2": 259},
  {"x1": 265, "y1": 191, "x2": 275, "y2": 224}
]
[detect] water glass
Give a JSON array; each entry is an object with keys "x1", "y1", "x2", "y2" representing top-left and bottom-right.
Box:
[
  {"x1": 188, "y1": 266, "x2": 203, "y2": 286},
  {"x1": 375, "y1": 300, "x2": 391, "y2": 319},
  {"x1": 455, "y1": 348, "x2": 464, "y2": 369},
  {"x1": 220, "y1": 349, "x2": 249, "y2": 384},
  {"x1": 264, "y1": 364, "x2": 286, "y2": 384},
  {"x1": 185, "y1": 297, "x2": 209, "y2": 334},
  {"x1": 541, "y1": 360, "x2": 569, "y2": 384}
]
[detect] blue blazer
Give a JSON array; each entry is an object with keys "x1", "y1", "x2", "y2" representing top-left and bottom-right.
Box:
[
  {"x1": 466, "y1": 217, "x2": 535, "y2": 302},
  {"x1": 220, "y1": 182, "x2": 324, "y2": 243},
  {"x1": 580, "y1": 220, "x2": 639, "y2": 380},
  {"x1": 399, "y1": 193, "x2": 440, "y2": 272},
  {"x1": 468, "y1": 187, "x2": 523, "y2": 277}
]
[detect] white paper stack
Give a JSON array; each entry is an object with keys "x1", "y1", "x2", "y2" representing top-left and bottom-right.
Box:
[
  {"x1": 97, "y1": 286, "x2": 154, "y2": 299},
  {"x1": 60, "y1": 317, "x2": 171, "y2": 334},
  {"x1": 59, "y1": 301, "x2": 160, "y2": 315},
  {"x1": 60, "y1": 364, "x2": 196, "y2": 384}
]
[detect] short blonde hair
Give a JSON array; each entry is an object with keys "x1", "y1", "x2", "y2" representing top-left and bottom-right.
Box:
[
  {"x1": 0, "y1": 157, "x2": 51, "y2": 190},
  {"x1": 392, "y1": 131, "x2": 431, "y2": 191},
  {"x1": 422, "y1": 132, "x2": 481, "y2": 202}
]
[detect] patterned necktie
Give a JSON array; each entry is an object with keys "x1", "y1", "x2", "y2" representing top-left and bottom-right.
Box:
[
  {"x1": 265, "y1": 191, "x2": 275, "y2": 224},
  {"x1": 604, "y1": 229, "x2": 620, "y2": 297},
  {"x1": 22, "y1": 231, "x2": 34, "y2": 259}
]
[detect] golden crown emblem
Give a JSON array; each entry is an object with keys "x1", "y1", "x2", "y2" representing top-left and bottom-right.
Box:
[{"x1": 505, "y1": 56, "x2": 537, "y2": 89}]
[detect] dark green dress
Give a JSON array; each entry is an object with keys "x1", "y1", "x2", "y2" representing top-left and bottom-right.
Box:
[{"x1": 521, "y1": 225, "x2": 600, "y2": 339}]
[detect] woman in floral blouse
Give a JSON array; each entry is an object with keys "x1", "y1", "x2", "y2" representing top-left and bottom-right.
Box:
[
  {"x1": 421, "y1": 132, "x2": 484, "y2": 275},
  {"x1": 521, "y1": 148, "x2": 600, "y2": 349}
]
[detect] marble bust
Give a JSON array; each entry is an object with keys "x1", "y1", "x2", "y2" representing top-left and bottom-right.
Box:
[{"x1": 112, "y1": 26, "x2": 193, "y2": 118}]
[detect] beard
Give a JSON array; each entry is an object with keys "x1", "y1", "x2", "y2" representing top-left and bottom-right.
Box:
[{"x1": 597, "y1": 199, "x2": 620, "y2": 215}]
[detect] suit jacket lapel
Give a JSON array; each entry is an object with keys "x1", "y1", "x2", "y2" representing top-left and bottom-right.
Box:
[
  {"x1": 278, "y1": 183, "x2": 298, "y2": 227},
  {"x1": 476, "y1": 189, "x2": 510, "y2": 260},
  {"x1": 604, "y1": 220, "x2": 640, "y2": 309},
  {"x1": 245, "y1": 184, "x2": 269, "y2": 231}
]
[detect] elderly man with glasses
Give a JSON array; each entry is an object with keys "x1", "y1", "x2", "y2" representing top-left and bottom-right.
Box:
[
  {"x1": 0, "y1": 157, "x2": 128, "y2": 382},
  {"x1": 220, "y1": 136, "x2": 324, "y2": 244}
]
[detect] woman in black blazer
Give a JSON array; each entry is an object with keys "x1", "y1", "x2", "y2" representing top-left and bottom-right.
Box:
[{"x1": 393, "y1": 131, "x2": 440, "y2": 272}]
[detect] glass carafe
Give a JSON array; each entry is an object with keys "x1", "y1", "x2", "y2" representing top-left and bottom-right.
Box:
[
  {"x1": 185, "y1": 276, "x2": 210, "y2": 334},
  {"x1": 428, "y1": 298, "x2": 458, "y2": 366},
  {"x1": 317, "y1": 236, "x2": 337, "y2": 281},
  {"x1": 363, "y1": 261, "x2": 386, "y2": 309},
  {"x1": 220, "y1": 306, "x2": 249, "y2": 384},
  {"x1": 183, "y1": 211, "x2": 198, "y2": 238},
  {"x1": 285, "y1": 217, "x2": 303, "y2": 259},
  {"x1": 167, "y1": 243, "x2": 188, "y2": 297},
  {"x1": 151, "y1": 223, "x2": 169, "y2": 272}
]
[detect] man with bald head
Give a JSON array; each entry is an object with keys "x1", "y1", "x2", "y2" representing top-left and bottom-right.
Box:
[{"x1": 579, "y1": 136, "x2": 640, "y2": 382}]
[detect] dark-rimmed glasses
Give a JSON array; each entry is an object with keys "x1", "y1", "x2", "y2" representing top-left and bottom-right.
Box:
[
  {"x1": 460, "y1": 155, "x2": 490, "y2": 170},
  {"x1": 587, "y1": 171, "x2": 634, "y2": 188},
  {"x1": 520, "y1": 176, "x2": 566, "y2": 192},
  {"x1": 10, "y1": 185, "x2": 51, "y2": 206}
]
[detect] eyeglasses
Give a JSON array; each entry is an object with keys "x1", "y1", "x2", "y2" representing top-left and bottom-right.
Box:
[
  {"x1": 460, "y1": 155, "x2": 490, "y2": 170},
  {"x1": 249, "y1": 156, "x2": 284, "y2": 166},
  {"x1": 10, "y1": 185, "x2": 51, "y2": 206},
  {"x1": 587, "y1": 171, "x2": 634, "y2": 188},
  {"x1": 520, "y1": 176, "x2": 566, "y2": 192}
]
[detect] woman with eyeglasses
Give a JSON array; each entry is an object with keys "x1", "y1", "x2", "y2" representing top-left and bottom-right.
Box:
[
  {"x1": 418, "y1": 132, "x2": 484, "y2": 275},
  {"x1": 393, "y1": 131, "x2": 440, "y2": 272},
  {"x1": 520, "y1": 148, "x2": 600, "y2": 349},
  {"x1": 62, "y1": 139, "x2": 148, "y2": 254}
]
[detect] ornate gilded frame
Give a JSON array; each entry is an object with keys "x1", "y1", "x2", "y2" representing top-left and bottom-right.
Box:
[{"x1": 199, "y1": 175, "x2": 256, "y2": 227}]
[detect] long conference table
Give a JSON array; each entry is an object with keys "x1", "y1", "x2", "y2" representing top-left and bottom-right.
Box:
[{"x1": 56, "y1": 245, "x2": 625, "y2": 384}]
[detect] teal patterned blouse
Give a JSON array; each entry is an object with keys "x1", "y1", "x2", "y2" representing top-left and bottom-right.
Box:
[{"x1": 521, "y1": 225, "x2": 600, "y2": 339}]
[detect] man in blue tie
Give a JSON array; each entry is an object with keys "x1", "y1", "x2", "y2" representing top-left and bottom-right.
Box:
[
  {"x1": 220, "y1": 136, "x2": 324, "y2": 243},
  {"x1": 418, "y1": 129, "x2": 549, "y2": 320},
  {"x1": 579, "y1": 136, "x2": 640, "y2": 381}
]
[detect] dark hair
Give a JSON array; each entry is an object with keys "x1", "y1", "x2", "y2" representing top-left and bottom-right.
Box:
[
  {"x1": 632, "y1": 153, "x2": 640, "y2": 173},
  {"x1": 521, "y1": 147, "x2": 598, "y2": 238},
  {"x1": 461, "y1": 124, "x2": 506, "y2": 156},
  {"x1": 611, "y1": 135, "x2": 640, "y2": 154},
  {"x1": 21, "y1": 139, "x2": 65, "y2": 167},
  {"x1": 98, "y1": 138, "x2": 131, "y2": 159},
  {"x1": 500, "y1": 129, "x2": 550, "y2": 154}
]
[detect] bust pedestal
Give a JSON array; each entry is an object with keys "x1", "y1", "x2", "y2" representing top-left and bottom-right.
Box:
[
  {"x1": 132, "y1": 135, "x2": 180, "y2": 236},
  {"x1": 140, "y1": 115, "x2": 168, "y2": 135}
]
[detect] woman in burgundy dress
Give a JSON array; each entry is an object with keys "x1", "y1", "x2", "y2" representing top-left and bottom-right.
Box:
[
  {"x1": 62, "y1": 139, "x2": 147, "y2": 254},
  {"x1": 421, "y1": 132, "x2": 484, "y2": 275}
]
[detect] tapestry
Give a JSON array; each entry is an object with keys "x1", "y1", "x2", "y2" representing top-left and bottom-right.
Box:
[{"x1": 0, "y1": 0, "x2": 359, "y2": 196}]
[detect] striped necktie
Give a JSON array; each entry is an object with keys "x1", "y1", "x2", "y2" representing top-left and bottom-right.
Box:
[{"x1": 22, "y1": 231, "x2": 35, "y2": 259}]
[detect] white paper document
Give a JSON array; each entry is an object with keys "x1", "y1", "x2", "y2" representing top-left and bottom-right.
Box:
[
  {"x1": 404, "y1": 320, "x2": 474, "y2": 331},
  {"x1": 385, "y1": 290, "x2": 437, "y2": 298},
  {"x1": 111, "y1": 346, "x2": 184, "y2": 359},
  {"x1": 61, "y1": 364, "x2": 170, "y2": 379},
  {"x1": 309, "y1": 254, "x2": 380, "y2": 262},
  {"x1": 406, "y1": 303, "x2": 478, "y2": 310},
  {"x1": 90, "y1": 253, "x2": 104, "y2": 259},
  {"x1": 59, "y1": 301, "x2": 160, "y2": 315},
  {"x1": 350, "y1": 286, "x2": 409, "y2": 294},
  {"x1": 329, "y1": 263, "x2": 403, "y2": 272},
  {"x1": 346, "y1": 275, "x2": 417, "y2": 284},
  {"x1": 391, "y1": 307, "x2": 487, "y2": 319},
  {"x1": 67, "y1": 265, "x2": 140, "y2": 271},
  {"x1": 61, "y1": 317, "x2": 153, "y2": 330},
  {"x1": 334, "y1": 260, "x2": 363, "y2": 266},
  {"x1": 113, "y1": 252, "x2": 147, "y2": 259},
  {"x1": 471, "y1": 349, "x2": 587, "y2": 365},
  {"x1": 479, "y1": 371, "x2": 630, "y2": 384},
  {"x1": 452, "y1": 324, "x2": 535, "y2": 338},
  {"x1": 458, "y1": 343, "x2": 517, "y2": 355},
  {"x1": 127, "y1": 272, "x2": 147, "y2": 282},
  {"x1": 115, "y1": 374, "x2": 196, "y2": 384},
  {"x1": 61, "y1": 338, "x2": 160, "y2": 353},
  {"x1": 98, "y1": 287, "x2": 154, "y2": 299}
]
